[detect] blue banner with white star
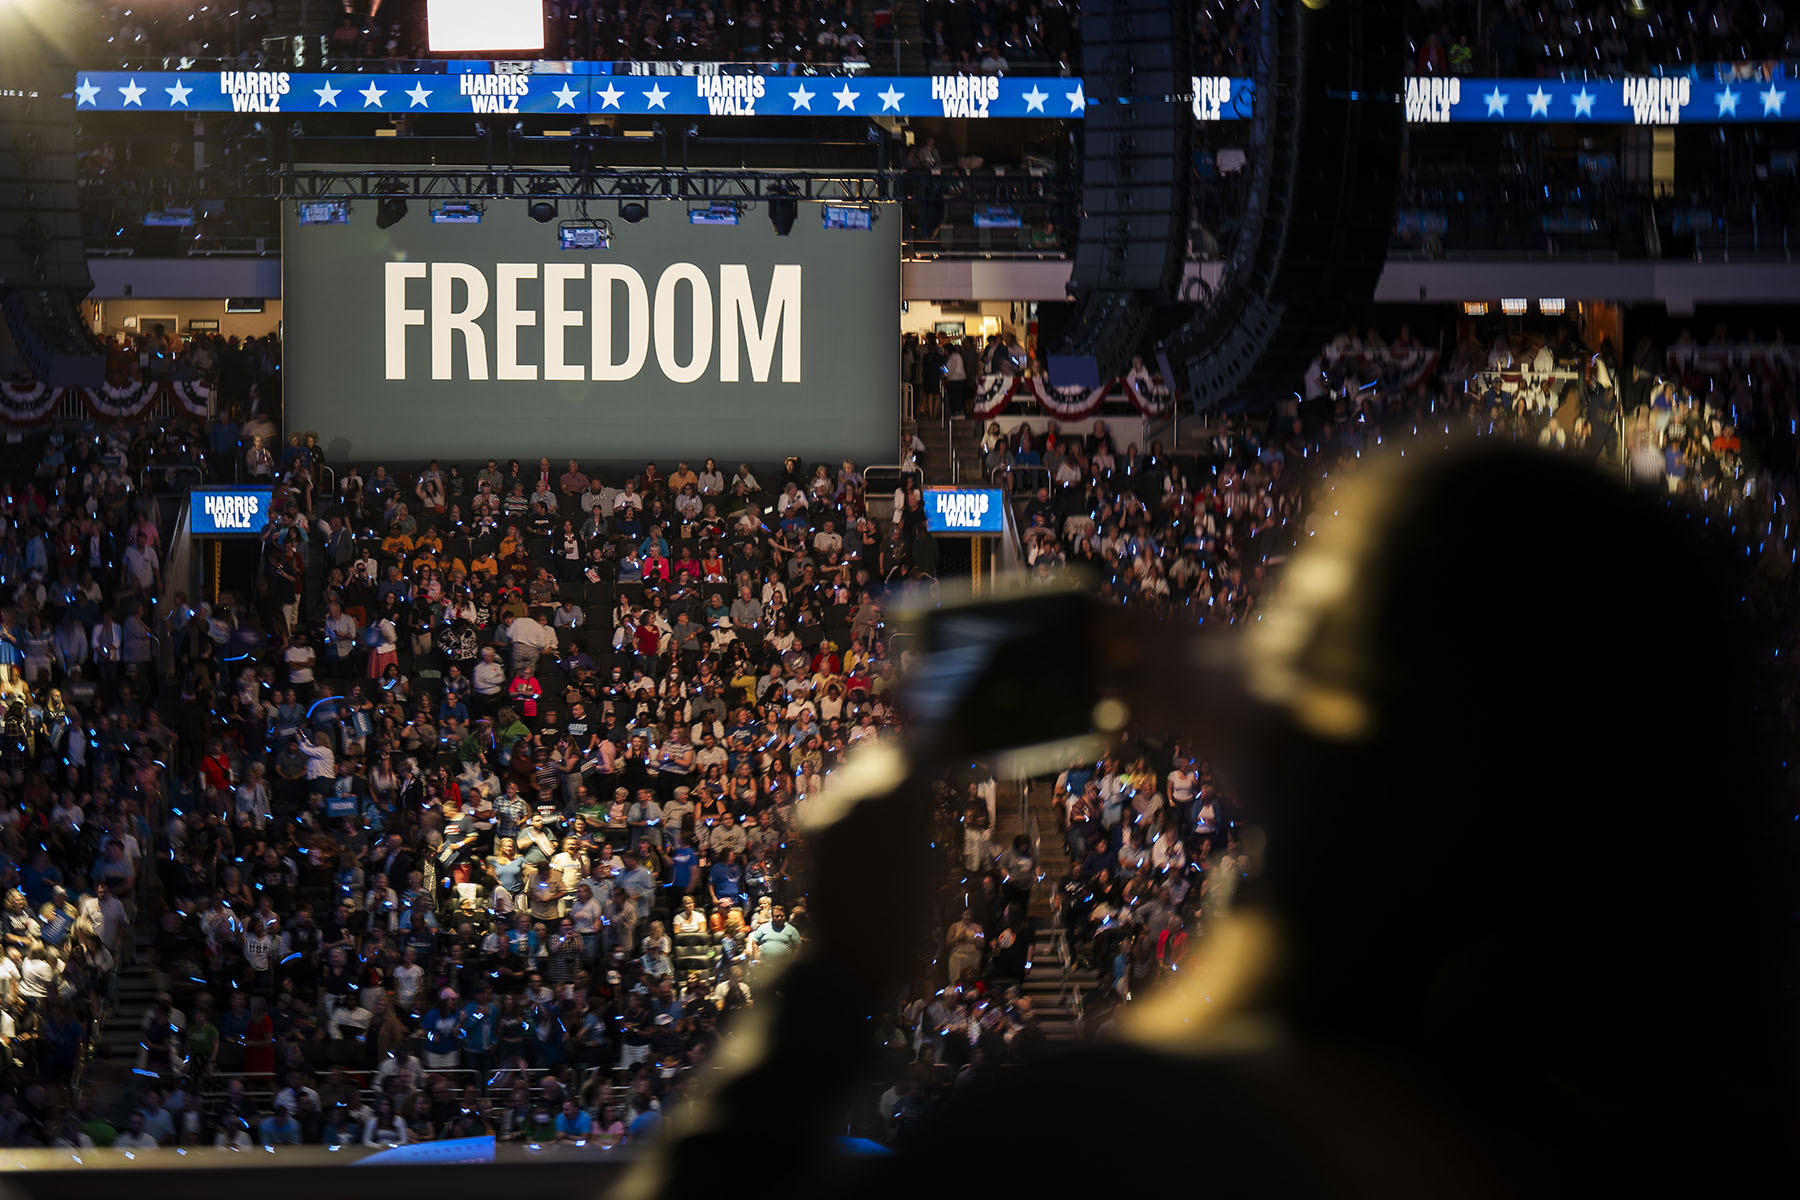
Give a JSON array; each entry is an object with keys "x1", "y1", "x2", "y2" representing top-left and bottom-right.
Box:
[
  {"x1": 1188, "y1": 73, "x2": 1793, "y2": 124},
  {"x1": 1391, "y1": 75, "x2": 1792, "y2": 124},
  {"x1": 70, "y1": 70, "x2": 1088, "y2": 119},
  {"x1": 69, "y1": 68, "x2": 1794, "y2": 123}
]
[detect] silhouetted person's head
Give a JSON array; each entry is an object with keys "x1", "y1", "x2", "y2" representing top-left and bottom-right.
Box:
[{"x1": 1233, "y1": 441, "x2": 1787, "y2": 1184}]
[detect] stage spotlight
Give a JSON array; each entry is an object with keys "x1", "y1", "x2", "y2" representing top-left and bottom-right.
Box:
[
  {"x1": 374, "y1": 178, "x2": 409, "y2": 229},
  {"x1": 529, "y1": 201, "x2": 558, "y2": 223},
  {"x1": 767, "y1": 183, "x2": 798, "y2": 237},
  {"x1": 376, "y1": 197, "x2": 409, "y2": 229},
  {"x1": 619, "y1": 201, "x2": 648, "y2": 223}
]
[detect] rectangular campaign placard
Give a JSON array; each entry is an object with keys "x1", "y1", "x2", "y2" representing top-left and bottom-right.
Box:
[
  {"x1": 190, "y1": 486, "x2": 274, "y2": 536},
  {"x1": 925, "y1": 487, "x2": 1005, "y2": 535}
]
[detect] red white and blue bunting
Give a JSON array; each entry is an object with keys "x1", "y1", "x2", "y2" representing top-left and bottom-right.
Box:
[
  {"x1": 971, "y1": 373, "x2": 1015, "y2": 419},
  {"x1": 1321, "y1": 346, "x2": 1440, "y2": 393},
  {"x1": 0, "y1": 379, "x2": 214, "y2": 426},
  {"x1": 169, "y1": 378, "x2": 212, "y2": 417},
  {"x1": 88, "y1": 378, "x2": 161, "y2": 418},
  {"x1": 972, "y1": 372, "x2": 1177, "y2": 421},
  {"x1": 0, "y1": 380, "x2": 56, "y2": 423}
]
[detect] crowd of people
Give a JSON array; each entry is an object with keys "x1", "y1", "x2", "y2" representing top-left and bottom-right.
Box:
[
  {"x1": 915, "y1": 0, "x2": 1075, "y2": 71},
  {"x1": 0, "y1": 364, "x2": 1002, "y2": 1149},
  {"x1": 76, "y1": 0, "x2": 1795, "y2": 73},
  {"x1": 1410, "y1": 0, "x2": 1796, "y2": 77},
  {"x1": 79, "y1": 0, "x2": 896, "y2": 70},
  {"x1": 1194, "y1": 0, "x2": 1798, "y2": 74},
  {"x1": 921, "y1": 317, "x2": 1797, "y2": 1035},
  {"x1": 78, "y1": 0, "x2": 1071, "y2": 72},
  {"x1": 0, "y1": 307, "x2": 1792, "y2": 1149}
]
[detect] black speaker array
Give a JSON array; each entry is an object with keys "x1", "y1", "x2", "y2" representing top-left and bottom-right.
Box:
[
  {"x1": 1167, "y1": 0, "x2": 1407, "y2": 411},
  {"x1": 1070, "y1": 0, "x2": 1193, "y2": 301},
  {"x1": 0, "y1": 9, "x2": 104, "y2": 387}
]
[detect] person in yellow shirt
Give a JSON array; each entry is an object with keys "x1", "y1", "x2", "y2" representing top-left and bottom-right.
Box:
[
  {"x1": 499, "y1": 526, "x2": 529, "y2": 576},
  {"x1": 381, "y1": 527, "x2": 415, "y2": 557},
  {"x1": 495, "y1": 579, "x2": 529, "y2": 621},
  {"x1": 730, "y1": 661, "x2": 759, "y2": 704},
  {"x1": 469, "y1": 552, "x2": 499, "y2": 579}
]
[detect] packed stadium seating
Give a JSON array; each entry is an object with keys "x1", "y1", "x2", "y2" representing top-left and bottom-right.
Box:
[
  {"x1": 73, "y1": 0, "x2": 1799, "y2": 71},
  {"x1": 1, "y1": 0, "x2": 1792, "y2": 1166},
  {"x1": 4, "y1": 304, "x2": 1793, "y2": 1148}
]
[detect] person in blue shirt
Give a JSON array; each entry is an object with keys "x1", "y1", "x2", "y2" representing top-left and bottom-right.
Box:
[
  {"x1": 272, "y1": 693, "x2": 306, "y2": 738},
  {"x1": 708, "y1": 850, "x2": 745, "y2": 909},
  {"x1": 491, "y1": 840, "x2": 528, "y2": 898},
  {"x1": 422, "y1": 990, "x2": 464, "y2": 1070},
  {"x1": 724, "y1": 734, "x2": 754, "y2": 774},
  {"x1": 260, "y1": 1107, "x2": 303, "y2": 1146},
  {"x1": 18, "y1": 847, "x2": 62, "y2": 911},
  {"x1": 668, "y1": 839, "x2": 699, "y2": 895},
  {"x1": 439, "y1": 690, "x2": 469, "y2": 723},
  {"x1": 459, "y1": 985, "x2": 499, "y2": 1077},
  {"x1": 37, "y1": 886, "x2": 77, "y2": 949},
  {"x1": 553, "y1": 1099, "x2": 592, "y2": 1143},
  {"x1": 626, "y1": 1095, "x2": 662, "y2": 1141},
  {"x1": 1063, "y1": 760, "x2": 1097, "y2": 796}
]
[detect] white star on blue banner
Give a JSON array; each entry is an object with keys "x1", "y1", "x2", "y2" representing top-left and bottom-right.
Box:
[{"x1": 62, "y1": 68, "x2": 1800, "y2": 123}]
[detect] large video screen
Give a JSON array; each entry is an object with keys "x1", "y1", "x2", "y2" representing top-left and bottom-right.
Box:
[
  {"x1": 283, "y1": 187, "x2": 899, "y2": 464},
  {"x1": 428, "y1": 0, "x2": 544, "y2": 52}
]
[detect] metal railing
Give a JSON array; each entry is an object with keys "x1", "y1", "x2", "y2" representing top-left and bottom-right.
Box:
[
  {"x1": 1049, "y1": 919, "x2": 1083, "y2": 1027},
  {"x1": 1019, "y1": 779, "x2": 1084, "y2": 1028},
  {"x1": 189, "y1": 236, "x2": 277, "y2": 257},
  {"x1": 1142, "y1": 411, "x2": 1179, "y2": 451},
  {"x1": 196, "y1": 1062, "x2": 610, "y2": 1106}
]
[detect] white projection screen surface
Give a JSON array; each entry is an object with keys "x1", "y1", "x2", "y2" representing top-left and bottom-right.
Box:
[
  {"x1": 428, "y1": 0, "x2": 545, "y2": 52},
  {"x1": 281, "y1": 188, "x2": 901, "y2": 465}
]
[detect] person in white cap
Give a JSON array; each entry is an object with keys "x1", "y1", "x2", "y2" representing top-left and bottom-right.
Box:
[{"x1": 422, "y1": 988, "x2": 462, "y2": 1070}]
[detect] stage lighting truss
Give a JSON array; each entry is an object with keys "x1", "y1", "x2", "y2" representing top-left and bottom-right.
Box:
[{"x1": 277, "y1": 168, "x2": 896, "y2": 207}]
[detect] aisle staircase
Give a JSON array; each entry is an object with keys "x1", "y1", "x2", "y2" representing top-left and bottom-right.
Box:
[
  {"x1": 904, "y1": 414, "x2": 986, "y2": 484},
  {"x1": 889, "y1": 0, "x2": 927, "y2": 73},
  {"x1": 86, "y1": 680, "x2": 176, "y2": 1090},
  {"x1": 94, "y1": 916, "x2": 160, "y2": 1067},
  {"x1": 993, "y1": 780, "x2": 1093, "y2": 1041}
]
